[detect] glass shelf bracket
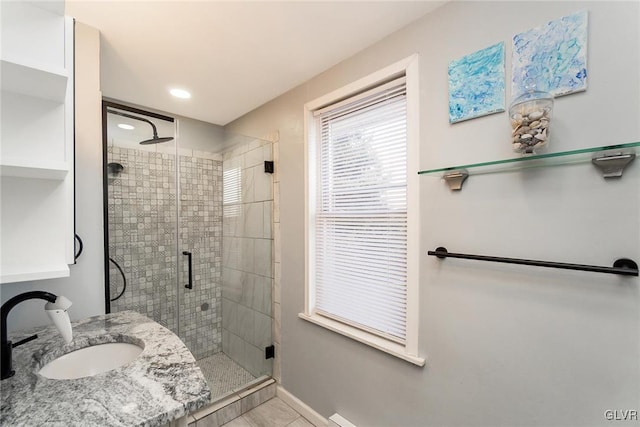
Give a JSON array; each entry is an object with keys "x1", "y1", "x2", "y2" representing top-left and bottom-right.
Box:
[
  {"x1": 591, "y1": 152, "x2": 635, "y2": 178},
  {"x1": 418, "y1": 142, "x2": 640, "y2": 191}
]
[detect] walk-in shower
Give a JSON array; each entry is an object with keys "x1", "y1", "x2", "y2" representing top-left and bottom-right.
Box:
[{"x1": 102, "y1": 102, "x2": 274, "y2": 401}]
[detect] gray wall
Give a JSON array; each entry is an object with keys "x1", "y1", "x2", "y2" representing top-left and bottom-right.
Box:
[
  {"x1": 1, "y1": 23, "x2": 105, "y2": 332},
  {"x1": 226, "y1": 2, "x2": 640, "y2": 426}
]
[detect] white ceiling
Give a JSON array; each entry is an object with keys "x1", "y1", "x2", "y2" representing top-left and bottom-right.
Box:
[{"x1": 66, "y1": 1, "x2": 443, "y2": 126}]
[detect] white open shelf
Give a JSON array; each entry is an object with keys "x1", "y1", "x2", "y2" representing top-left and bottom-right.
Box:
[
  {"x1": 1, "y1": 57, "x2": 68, "y2": 102},
  {"x1": 0, "y1": 157, "x2": 69, "y2": 179},
  {"x1": 1, "y1": 3, "x2": 75, "y2": 283},
  {"x1": 0, "y1": 265, "x2": 70, "y2": 284},
  {"x1": 27, "y1": 0, "x2": 65, "y2": 16}
]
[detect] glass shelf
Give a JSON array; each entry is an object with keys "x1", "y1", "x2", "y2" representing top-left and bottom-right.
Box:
[{"x1": 418, "y1": 141, "x2": 639, "y2": 190}]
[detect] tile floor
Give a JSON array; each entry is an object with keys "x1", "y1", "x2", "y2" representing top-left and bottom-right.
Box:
[
  {"x1": 197, "y1": 353, "x2": 256, "y2": 398},
  {"x1": 221, "y1": 397, "x2": 313, "y2": 427}
]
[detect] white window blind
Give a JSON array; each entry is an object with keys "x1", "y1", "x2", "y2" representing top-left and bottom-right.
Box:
[
  {"x1": 314, "y1": 76, "x2": 408, "y2": 343},
  {"x1": 223, "y1": 166, "x2": 242, "y2": 217}
]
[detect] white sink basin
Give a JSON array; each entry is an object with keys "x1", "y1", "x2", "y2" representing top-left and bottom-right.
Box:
[{"x1": 39, "y1": 342, "x2": 143, "y2": 380}]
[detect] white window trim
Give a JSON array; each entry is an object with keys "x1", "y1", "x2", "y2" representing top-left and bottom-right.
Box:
[{"x1": 300, "y1": 54, "x2": 424, "y2": 367}]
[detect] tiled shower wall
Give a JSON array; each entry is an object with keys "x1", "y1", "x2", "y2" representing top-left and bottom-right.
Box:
[
  {"x1": 178, "y1": 153, "x2": 223, "y2": 358},
  {"x1": 222, "y1": 139, "x2": 273, "y2": 377},
  {"x1": 107, "y1": 146, "x2": 222, "y2": 360}
]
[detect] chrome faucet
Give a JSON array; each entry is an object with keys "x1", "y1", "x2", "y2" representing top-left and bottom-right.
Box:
[{"x1": 1, "y1": 291, "x2": 73, "y2": 380}]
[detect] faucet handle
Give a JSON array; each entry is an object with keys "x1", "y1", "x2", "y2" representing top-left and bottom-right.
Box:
[
  {"x1": 45, "y1": 296, "x2": 73, "y2": 344},
  {"x1": 44, "y1": 296, "x2": 72, "y2": 311}
]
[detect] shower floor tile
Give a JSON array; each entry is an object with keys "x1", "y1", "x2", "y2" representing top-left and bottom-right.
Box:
[{"x1": 198, "y1": 353, "x2": 256, "y2": 398}]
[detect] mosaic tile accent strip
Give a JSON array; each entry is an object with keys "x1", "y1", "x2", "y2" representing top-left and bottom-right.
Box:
[{"x1": 107, "y1": 145, "x2": 222, "y2": 360}]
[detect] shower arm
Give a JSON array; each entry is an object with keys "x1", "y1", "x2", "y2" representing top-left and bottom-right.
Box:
[{"x1": 107, "y1": 109, "x2": 160, "y2": 138}]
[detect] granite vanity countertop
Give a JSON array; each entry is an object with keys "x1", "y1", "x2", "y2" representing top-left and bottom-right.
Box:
[{"x1": 0, "y1": 311, "x2": 211, "y2": 426}]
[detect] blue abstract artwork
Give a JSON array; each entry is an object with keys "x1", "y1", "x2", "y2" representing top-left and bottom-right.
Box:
[
  {"x1": 512, "y1": 11, "x2": 588, "y2": 98},
  {"x1": 448, "y1": 42, "x2": 505, "y2": 124}
]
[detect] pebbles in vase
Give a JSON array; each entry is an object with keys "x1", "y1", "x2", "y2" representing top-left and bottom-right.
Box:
[{"x1": 511, "y1": 108, "x2": 551, "y2": 154}]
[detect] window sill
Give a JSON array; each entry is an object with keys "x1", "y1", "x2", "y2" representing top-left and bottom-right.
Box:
[{"x1": 298, "y1": 312, "x2": 426, "y2": 367}]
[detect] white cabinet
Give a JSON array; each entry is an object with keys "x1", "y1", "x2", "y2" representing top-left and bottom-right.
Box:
[{"x1": 1, "y1": 1, "x2": 75, "y2": 283}]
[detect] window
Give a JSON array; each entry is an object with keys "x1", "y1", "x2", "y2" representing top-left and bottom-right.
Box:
[
  {"x1": 301, "y1": 56, "x2": 423, "y2": 366},
  {"x1": 223, "y1": 166, "x2": 242, "y2": 217}
]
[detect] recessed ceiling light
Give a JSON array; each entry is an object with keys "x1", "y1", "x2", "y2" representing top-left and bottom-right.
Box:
[
  {"x1": 118, "y1": 123, "x2": 135, "y2": 130},
  {"x1": 170, "y1": 88, "x2": 191, "y2": 99}
]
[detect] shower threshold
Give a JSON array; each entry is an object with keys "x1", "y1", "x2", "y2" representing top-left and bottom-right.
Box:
[
  {"x1": 192, "y1": 353, "x2": 274, "y2": 424},
  {"x1": 188, "y1": 376, "x2": 276, "y2": 425}
]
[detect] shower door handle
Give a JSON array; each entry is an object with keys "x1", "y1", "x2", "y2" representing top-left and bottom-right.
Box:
[{"x1": 183, "y1": 251, "x2": 193, "y2": 289}]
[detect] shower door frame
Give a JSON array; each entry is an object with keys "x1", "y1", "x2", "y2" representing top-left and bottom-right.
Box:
[{"x1": 101, "y1": 100, "x2": 177, "y2": 315}]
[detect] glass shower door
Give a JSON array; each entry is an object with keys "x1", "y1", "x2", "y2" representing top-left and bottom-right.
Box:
[
  {"x1": 105, "y1": 104, "x2": 179, "y2": 333},
  {"x1": 220, "y1": 137, "x2": 274, "y2": 380},
  {"x1": 179, "y1": 134, "x2": 274, "y2": 395},
  {"x1": 176, "y1": 146, "x2": 223, "y2": 360},
  {"x1": 105, "y1": 104, "x2": 273, "y2": 399}
]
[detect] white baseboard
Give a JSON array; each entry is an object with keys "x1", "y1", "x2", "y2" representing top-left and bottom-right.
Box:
[
  {"x1": 328, "y1": 413, "x2": 357, "y2": 427},
  {"x1": 276, "y1": 385, "x2": 328, "y2": 427}
]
